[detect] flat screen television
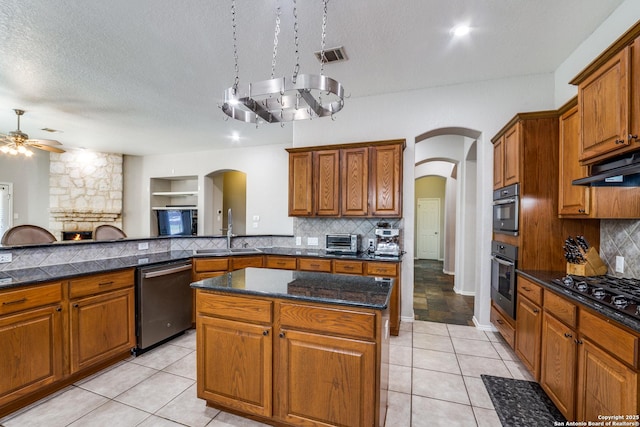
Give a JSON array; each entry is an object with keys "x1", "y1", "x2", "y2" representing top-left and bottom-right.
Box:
[{"x1": 156, "y1": 209, "x2": 195, "y2": 236}]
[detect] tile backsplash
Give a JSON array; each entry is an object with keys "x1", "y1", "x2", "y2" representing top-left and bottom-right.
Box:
[
  {"x1": 293, "y1": 217, "x2": 403, "y2": 251},
  {"x1": 600, "y1": 219, "x2": 640, "y2": 278}
]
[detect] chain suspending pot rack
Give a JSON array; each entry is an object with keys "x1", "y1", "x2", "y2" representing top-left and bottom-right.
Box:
[{"x1": 221, "y1": 0, "x2": 345, "y2": 125}]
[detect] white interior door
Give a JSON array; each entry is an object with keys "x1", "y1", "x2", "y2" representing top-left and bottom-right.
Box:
[
  {"x1": 417, "y1": 198, "x2": 440, "y2": 259},
  {"x1": 0, "y1": 183, "x2": 13, "y2": 239}
]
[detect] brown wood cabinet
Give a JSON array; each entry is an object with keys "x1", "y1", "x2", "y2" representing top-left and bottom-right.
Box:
[
  {"x1": 490, "y1": 302, "x2": 515, "y2": 348},
  {"x1": 540, "y1": 310, "x2": 577, "y2": 420},
  {"x1": 558, "y1": 97, "x2": 640, "y2": 219},
  {"x1": 492, "y1": 111, "x2": 601, "y2": 271},
  {"x1": 492, "y1": 123, "x2": 520, "y2": 190},
  {"x1": 287, "y1": 140, "x2": 405, "y2": 218},
  {"x1": 571, "y1": 24, "x2": 640, "y2": 165},
  {"x1": 68, "y1": 270, "x2": 136, "y2": 373},
  {"x1": 515, "y1": 278, "x2": 542, "y2": 380},
  {"x1": 196, "y1": 290, "x2": 387, "y2": 427},
  {"x1": 0, "y1": 283, "x2": 64, "y2": 409}
]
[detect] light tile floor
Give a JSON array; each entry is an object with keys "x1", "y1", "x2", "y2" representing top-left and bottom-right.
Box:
[{"x1": 0, "y1": 322, "x2": 532, "y2": 427}]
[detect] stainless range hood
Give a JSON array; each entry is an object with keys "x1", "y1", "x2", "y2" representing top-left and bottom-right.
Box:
[{"x1": 572, "y1": 153, "x2": 640, "y2": 186}]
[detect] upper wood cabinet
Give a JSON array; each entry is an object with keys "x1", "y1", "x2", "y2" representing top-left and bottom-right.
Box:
[
  {"x1": 571, "y1": 24, "x2": 640, "y2": 165},
  {"x1": 492, "y1": 122, "x2": 521, "y2": 189},
  {"x1": 558, "y1": 100, "x2": 591, "y2": 217},
  {"x1": 287, "y1": 139, "x2": 405, "y2": 218}
]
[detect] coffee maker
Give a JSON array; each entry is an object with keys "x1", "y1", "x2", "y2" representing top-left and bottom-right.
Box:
[{"x1": 374, "y1": 227, "x2": 401, "y2": 257}]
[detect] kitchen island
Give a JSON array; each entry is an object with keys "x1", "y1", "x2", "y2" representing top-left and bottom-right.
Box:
[{"x1": 191, "y1": 268, "x2": 392, "y2": 427}]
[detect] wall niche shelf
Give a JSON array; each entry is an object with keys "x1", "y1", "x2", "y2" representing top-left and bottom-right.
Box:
[{"x1": 150, "y1": 176, "x2": 199, "y2": 235}]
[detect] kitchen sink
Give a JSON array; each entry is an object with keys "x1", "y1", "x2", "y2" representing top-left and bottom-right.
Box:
[{"x1": 195, "y1": 248, "x2": 262, "y2": 255}]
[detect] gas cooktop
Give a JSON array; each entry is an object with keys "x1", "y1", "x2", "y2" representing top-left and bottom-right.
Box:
[{"x1": 552, "y1": 275, "x2": 640, "y2": 320}]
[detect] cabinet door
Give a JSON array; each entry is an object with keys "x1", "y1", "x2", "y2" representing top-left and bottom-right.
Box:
[
  {"x1": 0, "y1": 305, "x2": 63, "y2": 407},
  {"x1": 515, "y1": 297, "x2": 542, "y2": 380},
  {"x1": 276, "y1": 329, "x2": 375, "y2": 427},
  {"x1": 288, "y1": 152, "x2": 314, "y2": 216},
  {"x1": 559, "y1": 104, "x2": 591, "y2": 216},
  {"x1": 69, "y1": 287, "x2": 135, "y2": 373},
  {"x1": 370, "y1": 144, "x2": 402, "y2": 217},
  {"x1": 197, "y1": 315, "x2": 272, "y2": 417},
  {"x1": 576, "y1": 338, "x2": 637, "y2": 421},
  {"x1": 540, "y1": 312, "x2": 576, "y2": 420},
  {"x1": 314, "y1": 150, "x2": 340, "y2": 216},
  {"x1": 579, "y1": 48, "x2": 629, "y2": 163},
  {"x1": 493, "y1": 135, "x2": 504, "y2": 189},
  {"x1": 503, "y1": 124, "x2": 520, "y2": 187},
  {"x1": 341, "y1": 147, "x2": 369, "y2": 216}
]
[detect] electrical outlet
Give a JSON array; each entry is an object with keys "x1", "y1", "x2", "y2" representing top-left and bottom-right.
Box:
[
  {"x1": 0, "y1": 277, "x2": 12, "y2": 285},
  {"x1": 0, "y1": 253, "x2": 12, "y2": 263},
  {"x1": 138, "y1": 258, "x2": 149, "y2": 264},
  {"x1": 138, "y1": 242, "x2": 149, "y2": 250},
  {"x1": 295, "y1": 236, "x2": 302, "y2": 246},
  {"x1": 368, "y1": 239, "x2": 375, "y2": 248},
  {"x1": 615, "y1": 256, "x2": 624, "y2": 273},
  {"x1": 307, "y1": 237, "x2": 319, "y2": 246},
  {"x1": 253, "y1": 215, "x2": 260, "y2": 221},
  {"x1": 252, "y1": 222, "x2": 259, "y2": 228}
]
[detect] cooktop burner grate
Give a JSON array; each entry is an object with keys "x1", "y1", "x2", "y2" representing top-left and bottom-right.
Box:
[{"x1": 552, "y1": 274, "x2": 640, "y2": 320}]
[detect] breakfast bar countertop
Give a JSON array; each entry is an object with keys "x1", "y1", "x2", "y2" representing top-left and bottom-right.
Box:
[{"x1": 191, "y1": 267, "x2": 393, "y2": 310}]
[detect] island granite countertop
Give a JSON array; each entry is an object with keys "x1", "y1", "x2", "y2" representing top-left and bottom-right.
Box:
[{"x1": 191, "y1": 267, "x2": 393, "y2": 310}]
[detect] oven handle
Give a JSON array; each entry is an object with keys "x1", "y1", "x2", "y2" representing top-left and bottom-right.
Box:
[
  {"x1": 143, "y1": 263, "x2": 192, "y2": 279},
  {"x1": 492, "y1": 198, "x2": 517, "y2": 205},
  {"x1": 491, "y1": 256, "x2": 515, "y2": 267}
]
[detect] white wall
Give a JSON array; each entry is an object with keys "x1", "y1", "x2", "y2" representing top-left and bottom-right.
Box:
[{"x1": 126, "y1": 143, "x2": 293, "y2": 239}]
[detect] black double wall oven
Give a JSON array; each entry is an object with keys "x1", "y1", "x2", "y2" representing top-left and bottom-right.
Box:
[{"x1": 491, "y1": 240, "x2": 518, "y2": 319}]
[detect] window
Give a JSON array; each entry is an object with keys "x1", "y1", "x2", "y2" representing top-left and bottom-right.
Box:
[{"x1": 0, "y1": 183, "x2": 12, "y2": 239}]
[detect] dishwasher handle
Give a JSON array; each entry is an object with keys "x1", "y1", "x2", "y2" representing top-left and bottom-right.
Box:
[{"x1": 142, "y1": 263, "x2": 192, "y2": 279}]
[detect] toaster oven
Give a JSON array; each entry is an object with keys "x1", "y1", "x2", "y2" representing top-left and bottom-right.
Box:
[{"x1": 326, "y1": 234, "x2": 359, "y2": 254}]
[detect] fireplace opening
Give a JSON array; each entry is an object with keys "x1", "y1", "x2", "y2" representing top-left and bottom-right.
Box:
[{"x1": 62, "y1": 231, "x2": 93, "y2": 241}]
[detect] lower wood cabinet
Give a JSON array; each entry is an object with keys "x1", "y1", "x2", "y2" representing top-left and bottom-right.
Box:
[
  {"x1": 196, "y1": 290, "x2": 387, "y2": 427},
  {"x1": 490, "y1": 302, "x2": 515, "y2": 348},
  {"x1": 0, "y1": 283, "x2": 64, "y2": 409},
  {"x1": 0, "y1": 270, "x2": 135, "y2": 417},
  {"x1": 540, "y1": 311, "x2": 577, "y2": 420},
  {"x1": 69, "y1": 287, "x2": 135, "y2": 373},
  {"x1": 515, "y1": 295, "x2": 542, "y2": 380}
]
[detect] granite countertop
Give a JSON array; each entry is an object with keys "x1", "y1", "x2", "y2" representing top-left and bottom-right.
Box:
[
  {"x1": 191, "y1": 267, "x2": 393, "y2": 310},
  {"x1": 0, "y1": 247, "x2": 402, "y2": 290},
  {"x1": 0, "y1": 251, "x2": 194, "y2": 289},
  {"x1": 517, "y1": 269, "x2": 640, "y2": 334}
]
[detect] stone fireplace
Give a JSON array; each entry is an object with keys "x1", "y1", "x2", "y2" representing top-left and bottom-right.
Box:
[{"x1": 49, "y1": 151, "x2": 123, "y2": 239}]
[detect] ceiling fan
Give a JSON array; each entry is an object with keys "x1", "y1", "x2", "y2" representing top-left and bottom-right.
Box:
[{"x1": 0, "y1": 109, "x2": 65, "y2": 156}]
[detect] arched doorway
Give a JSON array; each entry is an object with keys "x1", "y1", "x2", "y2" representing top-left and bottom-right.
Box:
[
  {"x1": 202, "y1": 170, "x2": 247, "y2": 235},
  {"x1": 413, "y1": 127, "x2": 480, "y2": 323}
]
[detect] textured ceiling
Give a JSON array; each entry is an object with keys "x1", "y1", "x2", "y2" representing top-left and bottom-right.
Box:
[{"x1": 0, "y1": 0, "x2": 626, "y2": 155}]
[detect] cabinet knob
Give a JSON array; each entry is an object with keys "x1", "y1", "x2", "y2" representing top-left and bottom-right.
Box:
[
  {"x1": 564, "y1": 332, "x2": 573, "y2": 338},
  {"x1": 629, "y1": 134, "x2": 638, "y2": 141},
  {"x1": 56, "y1": 306, "x2": 62, "y2": 312},
  {"x1": 575, "y1": 339, "x2": 583, "y2": 345},
  {"x1": 578, "y1": 209, "x2": 585, "y2": 213},
  {"x1": 279, "y1": 331, "x2": 286, "y2": 338},
  {"x1": 533, "y1": 308, "x2": 539, "y2": 313},
  {"x1": 263, "y1": 330, "x2": 269, "y2": 336},
  {"x1": 615, "y1": 139, "x2": 626, "y2": 145},
  {"x1": 73, "y1": 303, "x2": 79, "y2": 308}
]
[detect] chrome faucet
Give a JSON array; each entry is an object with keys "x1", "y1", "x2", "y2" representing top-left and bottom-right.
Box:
[{"x1": 227, "y1": 208, "x2": 235, "y2": 249}]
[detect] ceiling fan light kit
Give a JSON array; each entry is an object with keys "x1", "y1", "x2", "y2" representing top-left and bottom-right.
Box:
[
  {"x1": 0, "y1": 109, "x2": 65, "y2": 157},
  {"x1": 221, "y1": 0, "x2": 345, "y2": 125}
]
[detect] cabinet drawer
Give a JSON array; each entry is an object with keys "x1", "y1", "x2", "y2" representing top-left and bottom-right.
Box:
[
  {"x1": 69, "y1": 269, "x2": 134, "y2": 299},
  {"x1": 265, "y1": 256, "x2": 297, "y2": 270},
  {"x1": 231, "y1": 256, "x2": 264, "y2": 271},
  {"x1": 194, "y1": 258, "x2": 229, "y2": 273},
  {"x1": 298, "y1": 258, "x2": 332, "y2": 273},
  {"x1": 518, "y1": 278, "x2": 543, "y2": 306},
  {"x1": 279, "y1": 302, "x2": 375, "y2": 341},
  {"x1": 491, "y1": 304, "x2": 515, "y2": 348},
  {"x1": 197, "y1": 291, "x2": 272, "y2": 324},
  {"x1": 0, "y1": 283, "x2": 63, "y2": 315},
  {"x1": 366, "y1": 262, "x2": 398, "y2": 277},
  {"x1": 579, "y1": 310, "x2": 638, "y2": 368},
  {"x1": 334, "y1": 260, "x2": 364, "y2": 275},
  {"x1": 544, "y1": 291, "x2": 577, "y2": 328}
]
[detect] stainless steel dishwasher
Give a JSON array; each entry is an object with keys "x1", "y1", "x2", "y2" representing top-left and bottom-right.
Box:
[{"x1": 135, "y1": 260, "x2": 193, "y2": 354}]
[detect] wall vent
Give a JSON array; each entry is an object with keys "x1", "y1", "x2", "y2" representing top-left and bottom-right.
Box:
[{"x1": 314, "y1": 46, "x2": 348, "y2": 64}]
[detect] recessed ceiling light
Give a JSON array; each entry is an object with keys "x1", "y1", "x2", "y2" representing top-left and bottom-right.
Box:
[
  {"x1": 451, "y1": 24, "x2": 471, "y2": 37},
  {"x1": 231, "y1": 132, "x2": 240, "y2": 142},
  {"x1": 41, "y1": 128, "x2": 62, "y2": 133}
]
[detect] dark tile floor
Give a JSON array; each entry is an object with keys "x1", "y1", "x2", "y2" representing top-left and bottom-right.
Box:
[{"x1": 414, "y1": 259, "x2": 475, "y2": 326}]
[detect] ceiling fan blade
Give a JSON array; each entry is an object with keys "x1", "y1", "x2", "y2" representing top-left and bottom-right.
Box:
[
  {"x1": 29, "y1": 144, "x2": 65, "y2": 153},
  {"x1": 27, "y1": 138, "x2": 62, "y2": 146}
]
